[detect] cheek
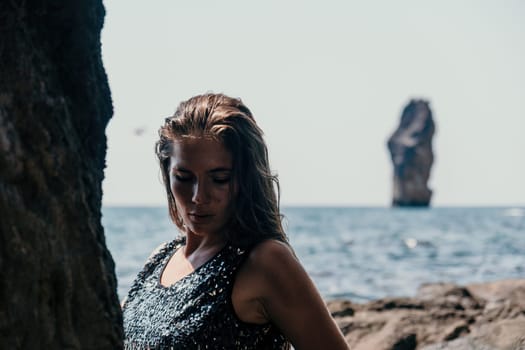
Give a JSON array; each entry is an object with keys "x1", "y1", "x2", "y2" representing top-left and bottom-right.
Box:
[
  {"x1": 222, "y1": 182, "x2": 237, "y2": 200},
  {"x1": 170, "y1": 180, "x2": 190, "y2": 202}
]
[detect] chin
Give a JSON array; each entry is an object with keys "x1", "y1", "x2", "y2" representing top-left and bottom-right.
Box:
[
  {"x1": 186, "y1": 224, "x2": 215, "y2": 235},
  {"x1": 187, "y1": 223, "x2": 229, "y2": 238}
]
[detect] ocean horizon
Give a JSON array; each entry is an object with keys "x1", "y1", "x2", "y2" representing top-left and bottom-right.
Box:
[{"x1": 103, "y1": 206, "x2": 525, "y2": 302}]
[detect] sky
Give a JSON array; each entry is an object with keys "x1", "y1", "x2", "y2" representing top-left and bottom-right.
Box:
[{"x1": 100, "y1": 0, "x2": 524, "y2": 207}]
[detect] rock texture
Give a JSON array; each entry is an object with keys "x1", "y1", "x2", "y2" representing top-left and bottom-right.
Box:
[
  {"x1": 329, "y1": 280, "x2": 525, "y2": 350},
  {"x1": 0, "y1": 1, "x2": 122, "y2": 349},
  {"x1": 387, "y1": 100, "x2": 435, "y2": 207}
]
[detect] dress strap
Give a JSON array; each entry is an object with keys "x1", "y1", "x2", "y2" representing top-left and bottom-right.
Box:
[{"x1": 126, "y1": 236, "x2": 185, "y2": 296}]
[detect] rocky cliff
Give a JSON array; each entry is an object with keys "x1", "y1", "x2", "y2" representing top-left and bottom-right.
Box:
[
  {"x1": 329, "y1": 279, "x2": 525, "y2": 350},
  {"x1": 387, "y1": 100, "x2": 435, "y2": 207},
  {"x1": 0, "y1": 1, "x2": 122, "y2": 348}
]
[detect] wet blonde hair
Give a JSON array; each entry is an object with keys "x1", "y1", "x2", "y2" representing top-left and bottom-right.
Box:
[{"x1": 155, "y1": 93, "x2": 287, "y2": 247}]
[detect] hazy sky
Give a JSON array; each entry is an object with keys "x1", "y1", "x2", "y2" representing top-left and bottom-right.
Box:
[{"x1": 101, "y1": 0, "x2": 524, "y2": 206}]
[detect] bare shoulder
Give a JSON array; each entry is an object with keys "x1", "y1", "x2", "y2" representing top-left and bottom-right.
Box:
[
  {"x1": 243, "y1": 239, "x2": 301, "y2": 279},
  {"x1": 235, "y1": 240, "x2": 349, "y2": 348},
  {"x1": 248, "y1": 239, "x2": 296, "y2": 265},
  {"x1": 232, "y1": 239, "x2": 303, "y2": 324},
  {"x1": 240, "y1": 240, "x2": 349, "y2": 349},
  {"x1": 235, "y1": 239, "x2": 298, "y2": 292},
  {"x1": 240, "y1": 239, "x2": 308, "y2": 298}
]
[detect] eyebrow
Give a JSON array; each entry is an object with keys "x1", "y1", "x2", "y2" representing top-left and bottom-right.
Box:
[{"x1": 172, "y1": 166, "x2": 232, "y2": 173}]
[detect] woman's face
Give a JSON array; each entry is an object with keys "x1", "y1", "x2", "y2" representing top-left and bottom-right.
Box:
[{"x1": 169, "y1": 137, "x2": 236, "y2": 237}]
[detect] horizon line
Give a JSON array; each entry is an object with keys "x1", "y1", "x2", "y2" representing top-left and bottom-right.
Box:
[{"x1": 102, "y1": 203, "x2": 525, "y2": 208}]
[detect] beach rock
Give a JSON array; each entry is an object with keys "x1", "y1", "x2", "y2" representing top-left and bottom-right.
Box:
[
  {"x1": 329, "y1": 279, "x2": 525, "y2": 350},
  {"x1": 387, "y1": 99, "x2": 435, "y2": 207},
  {"x1": 0, "y1": 1, "x2": 122, "y2": 349},
  {"x1": 421, "y1": 318, "x2": 525, "y2": 350}
]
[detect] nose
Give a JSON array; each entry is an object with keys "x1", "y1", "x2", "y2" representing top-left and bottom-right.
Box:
[{"x1": 191, "y1": 179, "x2": 210, "y2": 204}]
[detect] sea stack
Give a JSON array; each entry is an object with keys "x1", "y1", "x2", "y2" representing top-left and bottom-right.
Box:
[
  {"x1": 387, "y1": 99, "x2": 435, "y2": 207},
  {"x1": 0, "y1": 1, "x2": 122, "y2": 348}
]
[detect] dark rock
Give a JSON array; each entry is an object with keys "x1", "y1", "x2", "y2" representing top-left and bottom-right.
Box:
[
  {"x1": 387, "y1": 99, "x2": 435, "y2": 207},
  {"x1": 328, "y1": 300, "x2": 356, "y2": 317},
  {"x1": 0, "y1": 1, "x2": 122, "y2": 349},
  {"x1": 417, "y1": 283, "x2": 485, "y2": 311},
  {"x1": 393, "y1": 333, "x2": 417, "y2": 350},
  {"x1": 329, "y1": 280, "x2": 525, "y2": 350},
  {"x1": 367, "y1": 298, "x2": 426, "y2": 311}
]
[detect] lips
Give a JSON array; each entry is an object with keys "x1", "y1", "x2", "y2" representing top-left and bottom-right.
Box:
[
  {"x1": 188, "y1": 212, "x2": 214, "y2": 223},
  {"x1": 189, "y1": 212, "x2": 212, "y2": 217}
]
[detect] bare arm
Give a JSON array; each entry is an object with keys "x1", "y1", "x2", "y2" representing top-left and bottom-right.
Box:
[{"x1": 239, "y1": 240, "x2": 349, "y2": 350}]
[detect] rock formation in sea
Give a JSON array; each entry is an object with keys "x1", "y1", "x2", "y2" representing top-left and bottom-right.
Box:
[
  {"x1": 0, "y1": 1, "x2": 122, "y2": 349},
  {"x1": 328, "y1": 279, "x2": 525, "y2": 350},
  {"x1": 387, "y1": 100, "x2": 435, "y2": 207}
]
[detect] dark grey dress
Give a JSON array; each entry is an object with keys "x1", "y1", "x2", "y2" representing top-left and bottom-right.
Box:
[{"x1": 123, "y1": 237, "x2": 289, "y2": 349}]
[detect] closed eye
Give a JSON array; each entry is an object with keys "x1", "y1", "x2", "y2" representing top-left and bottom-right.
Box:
[
  {"x1": 174, "y1": 175, "x2": 192, "y2": 182},
  {"x1": 213, "y1": 177, "x2": 231, "y2": 184}
]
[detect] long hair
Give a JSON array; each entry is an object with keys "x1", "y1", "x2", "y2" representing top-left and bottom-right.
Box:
[{"x1": 155, "y1": 93, "x2": 287, "y2": 247}]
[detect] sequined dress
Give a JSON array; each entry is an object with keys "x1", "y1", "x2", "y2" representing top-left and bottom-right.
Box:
[{"x1": 123, "y1": 237, "x2": 289, "y2": 349}]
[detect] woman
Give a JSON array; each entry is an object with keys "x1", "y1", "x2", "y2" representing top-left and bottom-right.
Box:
[{"x1": 122, "y1": 93, "x2": 349, "y2": 349}]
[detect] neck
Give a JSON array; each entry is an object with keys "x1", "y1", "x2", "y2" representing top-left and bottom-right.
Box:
[{"x1": 183, "y1": 230, "x2": 226, "y2": 257}]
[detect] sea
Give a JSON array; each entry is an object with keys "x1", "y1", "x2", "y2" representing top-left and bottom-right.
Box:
[{"x1": 103, "y1": 206, "x2": 525, "y2": 302}]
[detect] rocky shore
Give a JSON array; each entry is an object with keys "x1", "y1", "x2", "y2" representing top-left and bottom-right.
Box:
[{"x1": 328, "y1": 279, "x2": 525, "y2": 350}]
